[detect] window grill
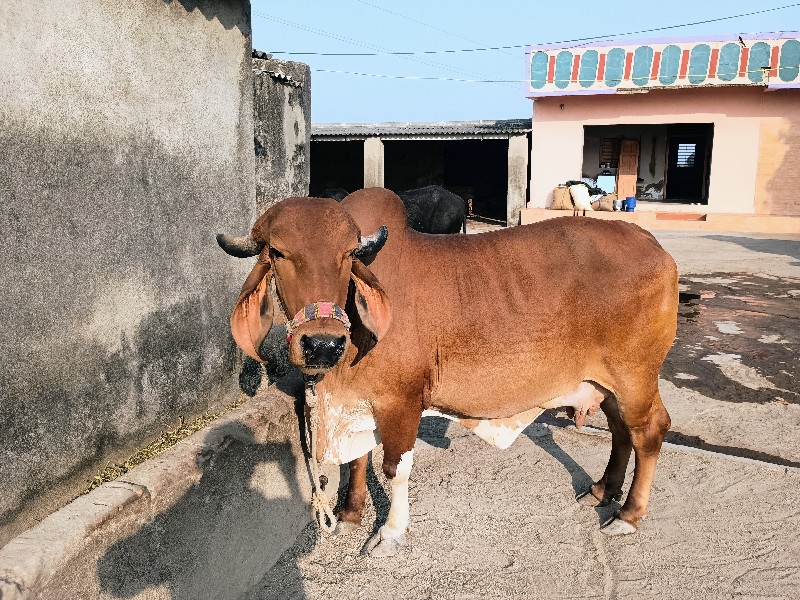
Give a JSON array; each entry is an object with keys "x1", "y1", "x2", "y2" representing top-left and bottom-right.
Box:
[{"x1": 676, "y1": 143, "x2": 697, "y2": 167}]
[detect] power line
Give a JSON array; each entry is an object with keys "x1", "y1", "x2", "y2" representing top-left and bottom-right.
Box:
[
  {"x1": 353, "y1": 0, "x2": 519, "y2": 58},
  {"x1": 315, "y1": 69, "x2": 524, "y2": 82},
  {"x1": 254, "y1": 10, "x2": 519, "y2": 88},
  {"x1": 316, "y1": 67, "x2": 783, "y2": 84},
  {"x1": 264, "y1": 3, "x2": 800, "y2": 56}
]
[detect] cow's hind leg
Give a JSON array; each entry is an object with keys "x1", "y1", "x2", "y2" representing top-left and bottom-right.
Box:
[
  {"x1": 334, "y1": 453, "x2": 368, "y2": 535},
  {"x1": 362, "y1": 404, "x2": 421, "y2": 557},
  {"x1": 601, "y1": 387, "x2": 671, "y2": 536},
  {"x1": 577, "y1": 394, "x2": 631, "y2": 508}
]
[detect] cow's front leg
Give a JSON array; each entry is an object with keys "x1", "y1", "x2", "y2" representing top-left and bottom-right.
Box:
[
  {"x1": 362, "y1": 448, "x2": 414, "y2": 557},
  {"x1": 334, "y1": 453, "x2": 368, "y2": 535},
  {"x1": 362, "y1": 403, "x2": 421, "y2": 557}
]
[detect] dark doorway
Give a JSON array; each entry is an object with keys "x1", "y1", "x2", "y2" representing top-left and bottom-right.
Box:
[
  {"x1": 309, "y1": 141, "x2": 364, "y2": 196},
  {"x1": 666, "y1": 124, "x2": 713, "y2": 203}
]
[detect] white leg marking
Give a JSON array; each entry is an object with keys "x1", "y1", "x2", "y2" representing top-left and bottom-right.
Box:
[
  {"x1": 362, "y1": 449, "x2": 414, "y2": 557},
  {"x1": 381, "y1": 449, "x2": 414, "y2": 539}
]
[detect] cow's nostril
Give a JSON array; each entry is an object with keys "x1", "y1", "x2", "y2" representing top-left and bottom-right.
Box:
[
  {"x1": 300, "y1": 334, "x2": 347, "y2": 367},
  {"x1": 332, "y1": 335, "x2": 346, "y2": 357}
]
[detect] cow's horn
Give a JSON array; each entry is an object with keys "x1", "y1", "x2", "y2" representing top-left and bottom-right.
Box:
[
  {"x1": 354, "y1": 225, "x2": 388, "y2": 258},
  {"x1": 216, "y1": 233, "x2": 265, "y2": 258}
]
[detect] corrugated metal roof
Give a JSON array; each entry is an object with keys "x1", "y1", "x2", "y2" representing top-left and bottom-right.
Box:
[{"x1": 311, "y1": 119, "x2": 531, "y2": 140}]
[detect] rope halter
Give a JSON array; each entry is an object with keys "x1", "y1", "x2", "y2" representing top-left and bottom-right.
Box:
[{"x1": 286, "y1": 301, "x2": 350, "y2": 343}]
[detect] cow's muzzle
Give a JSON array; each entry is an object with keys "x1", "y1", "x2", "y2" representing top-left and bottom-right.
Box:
[
  {"x1": 300, "y1": 334, "x2": 346, "y2": 369},
  {"x1": 287, "y1": 301, "x2": 351, "y2": 373}
]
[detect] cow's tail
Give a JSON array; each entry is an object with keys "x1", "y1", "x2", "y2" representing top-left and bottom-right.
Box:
[{"x1": 462, "y1": 197, "x2": 468, "y2": 234}]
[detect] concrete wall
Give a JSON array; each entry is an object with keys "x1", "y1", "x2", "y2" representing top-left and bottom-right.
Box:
[
  {"x1": 0, "y1": 380, "x2": 338, "y2": 600},
  {"x1": 0, "y1": 0, "x2": 255, "y2": 547},
  {"x1": 530, "y1": 87, "x2": 797, "y2": 214},
  {"x1": 364, "y1": 137, "x2": 385, "y2": 188},
  {"x1": 253, "y1": 57, "x2": 311, "y2": 214}
]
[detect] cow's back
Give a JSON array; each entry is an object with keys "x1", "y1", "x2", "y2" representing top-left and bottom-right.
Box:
[
  {"x1": 341, "y1": 191, "x2": 677, "y2": 418},
  {"x1": 378, "y1": 216, "x2": 677, "y2": 418}
]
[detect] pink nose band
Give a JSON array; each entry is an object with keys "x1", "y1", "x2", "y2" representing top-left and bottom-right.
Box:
[{"x1": 286, "y1": 302, "x2": 351, "y2": 342}]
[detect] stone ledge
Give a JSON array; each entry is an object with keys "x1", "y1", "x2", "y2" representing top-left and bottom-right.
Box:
[{"x1": 0, "y1": 375, "x2": 338, "y2": 600}]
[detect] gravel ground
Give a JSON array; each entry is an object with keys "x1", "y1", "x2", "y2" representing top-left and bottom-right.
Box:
[
  {"x1": 253, "y1": 231, "x2": 800, "y2": 600},
  {"x1": 252, "y1": 422, "x2": 800, "y2": 600}
]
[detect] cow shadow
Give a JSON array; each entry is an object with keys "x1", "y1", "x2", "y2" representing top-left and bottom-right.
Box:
[
  {"x1": 97, "y1": 424, "x2": 313, "y2": 600},
  {"x1": 524, "y1": 420, "x2": 618, "y2": 526}
]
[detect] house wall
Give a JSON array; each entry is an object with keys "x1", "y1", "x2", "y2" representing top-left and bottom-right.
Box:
[
  {"x1": 0, "y1": 0, "x2": 255, "y2": 546},
  {"x1": 253, "y1": 57, "x2": 311, "y2": 214},
  {"x1": 530, "y1": 86, "x2": 794, "y2": 214},
  {"x1": 754, "y1": 91, "x2": 800, "y2": 216}
]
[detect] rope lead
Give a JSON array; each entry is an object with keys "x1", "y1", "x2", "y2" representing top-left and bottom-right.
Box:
[{"x1": 305, "y1": 377, "x2": 337, "y2": 534}]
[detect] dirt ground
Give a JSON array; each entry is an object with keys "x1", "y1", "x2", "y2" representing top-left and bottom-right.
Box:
[{"x1": 254, "y1": 231, "x2": 800, "y2": 600}]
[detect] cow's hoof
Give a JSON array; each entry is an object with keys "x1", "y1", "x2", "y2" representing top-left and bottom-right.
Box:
[
  {"x1": 577, "y1": 489, "x2": 622, "y2": 508},
  {"x1": 333, "y1": 520, "x2": 359, "y2": 536},
  {"x1": 600, "y1": 515, "x2": 637, "y2": 536},
  {"x1": 361, "y1": 528, "x2": 406, "y2": 557},
  {"x1": 576, "y1": 490, "x2": 602, "y2": 507}
]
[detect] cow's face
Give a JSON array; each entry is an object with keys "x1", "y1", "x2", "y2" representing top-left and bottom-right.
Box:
[{"x1": 217, "y1": 198, "x2": 391, "y2": 376}]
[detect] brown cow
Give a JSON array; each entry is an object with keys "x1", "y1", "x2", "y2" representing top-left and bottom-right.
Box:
[{"x1": 217, "y1": 188, "x2": 677, "y2": 557}]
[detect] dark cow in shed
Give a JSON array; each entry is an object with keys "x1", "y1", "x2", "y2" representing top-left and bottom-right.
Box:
[
  {"x1": 398, "y1": 185, "x2": 467, "y2": 234},
  {"x1": 217, "y1": 188, "x2": 678, "y2": 557},
  {"x1": 320, "y1": 187, "x2": 350, "y2": 202},
  {"x1": 321, "y1": 185, "x2": 467, "y2": 234}
]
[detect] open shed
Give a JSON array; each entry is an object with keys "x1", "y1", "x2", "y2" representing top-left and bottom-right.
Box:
[{"x1": 311, "y1": 119, "x2": 532, "y2": 226}]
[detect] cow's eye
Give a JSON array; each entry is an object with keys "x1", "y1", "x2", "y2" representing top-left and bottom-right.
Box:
[{"x1": 269, "y1": 247, "x2": 285, "y2": 260}]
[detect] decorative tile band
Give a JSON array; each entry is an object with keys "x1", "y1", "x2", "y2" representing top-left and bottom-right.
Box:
[{"x1": 527, "y1": 35, "x2": 800, "y2": 96}]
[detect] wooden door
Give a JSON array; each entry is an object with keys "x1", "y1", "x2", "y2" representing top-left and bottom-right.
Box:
[{"x1": 616, "y1": 139, "x2": 639, "y2": 199}]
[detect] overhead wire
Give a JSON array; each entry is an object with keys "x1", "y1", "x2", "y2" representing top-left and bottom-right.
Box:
[
  {"x1": 252, "y1": 10, "x2": 519, "y2": 88},
  {"x1": 263, "y1": 2, "x2": 800, "y2": 56},
  {"x1": 316, "y1": 67, "x2": 782, "y2": 84},
  {"x1": 353, "y1": 0, "x2": 520, "y2": 59}
]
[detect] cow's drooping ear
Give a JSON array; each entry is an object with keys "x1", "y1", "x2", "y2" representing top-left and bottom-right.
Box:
[
  {"x1": 350, "y1": 258, "x2": 392, "y2": 340},
  {"x1": 230, "y1": 258, "x2": 274, "y2": 363}
]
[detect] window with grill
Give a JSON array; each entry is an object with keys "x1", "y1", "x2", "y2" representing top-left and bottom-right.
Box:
[{"x1": 676, "y1": 143, "x2": 696, "y2": 167}]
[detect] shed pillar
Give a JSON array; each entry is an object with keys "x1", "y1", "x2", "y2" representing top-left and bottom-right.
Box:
[
  {"x1": 364, "y1": 136, "x2": 385, "y2": 188},
  {"x1": 507, "y1": 133, "x2": 529, "y2": 226}
]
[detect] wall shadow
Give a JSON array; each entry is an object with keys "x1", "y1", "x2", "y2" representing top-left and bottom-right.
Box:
[
  {"x1": 705, "y1": 235, "x2": 800, "y2": 266},
  {"x1": 97, "y1": 423, "x2": 313, "y2": 600}
]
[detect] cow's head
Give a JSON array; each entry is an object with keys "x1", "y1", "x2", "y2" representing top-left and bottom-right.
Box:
[{"x1": 217, "y1": 198, "x2": 391, "y2": 376}]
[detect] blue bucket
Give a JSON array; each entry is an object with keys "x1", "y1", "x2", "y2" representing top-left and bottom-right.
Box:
[{"x1": 624, "y1": 196, "x2": 637, "y2": 212}]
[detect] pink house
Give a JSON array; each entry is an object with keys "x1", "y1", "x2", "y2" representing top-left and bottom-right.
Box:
[{"x1": 521, "y1": 33, "x2": 800, "y2": 231}]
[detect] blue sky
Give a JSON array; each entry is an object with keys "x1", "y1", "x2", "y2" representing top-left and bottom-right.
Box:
[{"x1": 251, "y1": 1, "x2": 799, "y2": 123}]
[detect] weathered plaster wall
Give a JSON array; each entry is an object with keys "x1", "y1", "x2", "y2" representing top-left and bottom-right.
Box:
[
  {"x1": 530, "y1": 87, "x2": 775, "y2": 214},
  {"x1": 253, "y1": 57, "x2": 311, "y2": 214},
  {"x1": 507, "y1": 134, "x2": 530, "y2": 226},
  {"x1": 0, "y1": 0, "x2": 255, "y2": 546}
]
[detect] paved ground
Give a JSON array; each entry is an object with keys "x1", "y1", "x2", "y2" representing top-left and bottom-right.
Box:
[{"x1": 255, "y1": 231, "x2": 800, "y2": 600}]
